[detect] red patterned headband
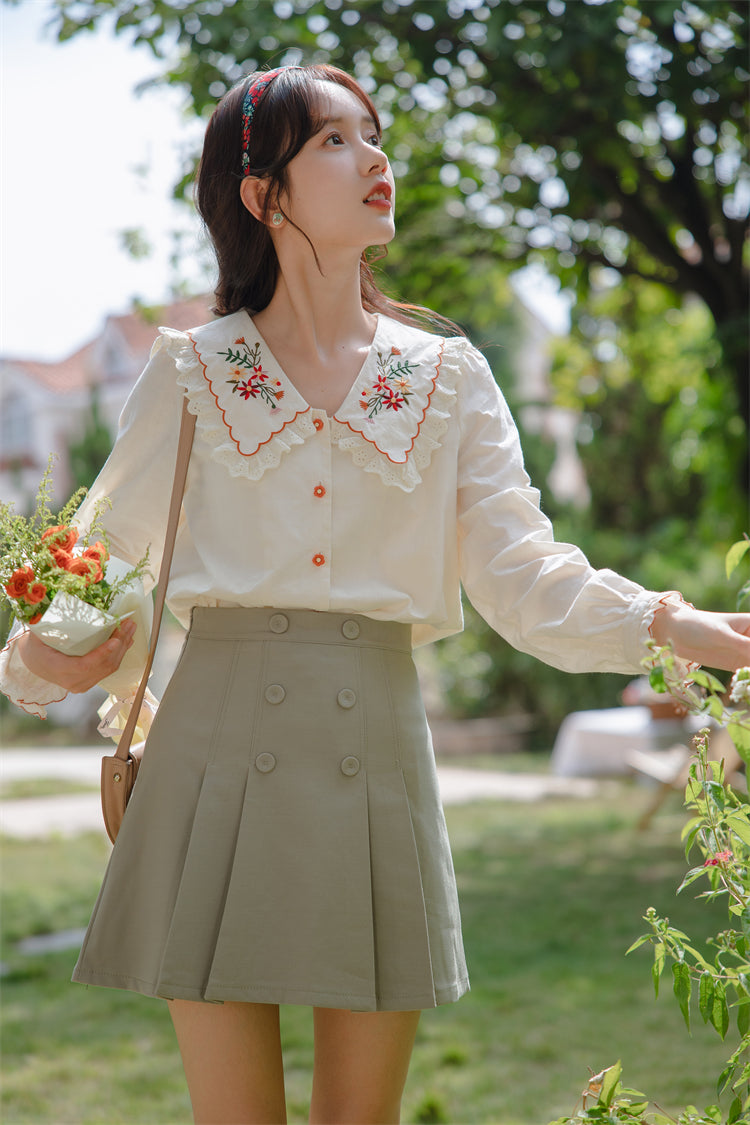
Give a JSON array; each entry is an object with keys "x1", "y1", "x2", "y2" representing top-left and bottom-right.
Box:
[{"x1": 241, "y1": 66, "x2": 301, "y2": 176}]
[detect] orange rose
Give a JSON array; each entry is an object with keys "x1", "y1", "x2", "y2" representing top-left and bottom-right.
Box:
[
  {"x1": 49, "y1": 546, "x2": 74, "y2": 569},
  {"x1": 82, "y1": 541, "x2": 109, "y2": 565},
  {"x1": 4, "y1": 566, "x2": 34, "y2": 599},
  {"x1": 41, "y1": 524, "x2": 78, "y2": 552},
  {"x1": 28, "y1": 611, "x2": 43, "y2": 624},
  {"x1": 24, "y1": 581, "x2": 47, "y2": 605},
  {"x1": 68, "y1": 557, "x2": 101, "y2": 584}
]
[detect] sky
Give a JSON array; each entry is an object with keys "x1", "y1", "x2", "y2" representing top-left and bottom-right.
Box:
[
  {"x1": 0, "y1": 1, "x2": 568, "y2": 363},
  {"x1": 1, "y1": 0, "x2": 203, "y2": 361}
]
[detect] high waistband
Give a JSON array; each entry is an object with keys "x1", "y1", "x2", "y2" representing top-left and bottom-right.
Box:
[{"x1": 188, "y1": 607, "x2": 412, "y2": 652}]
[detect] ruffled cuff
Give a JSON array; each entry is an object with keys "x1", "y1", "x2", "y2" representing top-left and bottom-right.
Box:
[
  {"x1": 0, "y1": 625, "x2": 68, "y2": 719},
  {"x1": 637, "y1": 589, "x2": 697, "y2": 665}
]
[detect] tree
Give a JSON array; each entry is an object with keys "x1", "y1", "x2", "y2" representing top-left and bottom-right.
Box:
[{"x1": 44, "y1": 0, "x2": 749, "y2": 441}]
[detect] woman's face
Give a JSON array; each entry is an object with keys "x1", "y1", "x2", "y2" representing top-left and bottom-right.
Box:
[{"x1": 280, "y1": 81, "x2": 396, "y2": 255}]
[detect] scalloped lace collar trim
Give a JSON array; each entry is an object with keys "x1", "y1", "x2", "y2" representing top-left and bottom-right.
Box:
[{"x1": 162, "y1": 310, "x2": 455, "y2": 490}]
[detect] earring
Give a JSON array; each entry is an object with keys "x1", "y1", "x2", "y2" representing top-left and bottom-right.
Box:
[{"x1": 271, "y1": 211, "x2": 284, "y2": 227}]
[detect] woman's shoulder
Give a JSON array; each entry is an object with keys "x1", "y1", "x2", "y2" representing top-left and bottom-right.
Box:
[{"x1": 378, "y1": 314, "x2": 487, "y2": 370}]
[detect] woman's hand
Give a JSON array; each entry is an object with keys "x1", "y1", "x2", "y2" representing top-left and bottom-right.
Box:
[
  {"x1": 16, "y1": 619, "x2": 137, "y2": 693},
  {"x1": 651, "y1": 602, "x2": 750, "y2": 671}
]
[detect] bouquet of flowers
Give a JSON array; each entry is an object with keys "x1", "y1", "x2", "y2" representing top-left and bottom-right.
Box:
[{"x1": 1, "y1": 458, "x2": 152, "y2": 697}]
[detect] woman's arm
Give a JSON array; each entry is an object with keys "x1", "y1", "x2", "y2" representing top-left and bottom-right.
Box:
[
  {"x1": 454, "y1": 340, "x2": 750, "y2": 675},
  {"x1": 651, "y1": 601, "x2": 750, "y2": 671},
  {"x1": 1, "y1": 333, "x2": 185, "y2": 714}
]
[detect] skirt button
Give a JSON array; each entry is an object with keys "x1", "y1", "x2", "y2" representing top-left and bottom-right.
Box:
[
  {"x1": 255, "y1": 752, "x2": 277, "y2": 773},
  {"x1": 264, "y1": 683, "x2": 286, "y2": 704},
  {"x1": 342, "y1": 619, "x2": 360, "y2": 639},
  {"x1": 268, "y1": 613, "x2": 289, "y2": 634},
  {"x1": 337, "y1": 688, "x2": 357, "y2": 709},
  {"x1": 340, "y1": 756, "x2": 361, "y2": 776}
]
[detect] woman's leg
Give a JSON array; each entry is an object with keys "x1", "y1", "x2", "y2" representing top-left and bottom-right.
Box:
[
  {"x1": 309, "y1": 1007, "x2": 421, "y2": 1125},
  {"x1": 168, "y1": 999, "x2": 287, "y2": 1125}
]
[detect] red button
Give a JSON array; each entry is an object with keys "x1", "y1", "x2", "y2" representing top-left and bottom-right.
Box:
[
  {"x1": 312, "y1": 553, "x2": 326, "y2": 567},
  {"x1": 313, "y1": 418, "x2": 324, "y2": 431},
  {"x1": 313, "y1": 484, "x2": 326, "y2": 498}
]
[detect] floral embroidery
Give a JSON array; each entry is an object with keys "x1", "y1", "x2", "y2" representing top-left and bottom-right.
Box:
[
  {"x1": 312, "y1": 553, "x2": 326, "y2": 567},
  {"x1": 358, "y1": 347, "x2": 417, "y2": 418},
  {"x1": 219, "y1": 339, "x2": 284, "y2": 411}
]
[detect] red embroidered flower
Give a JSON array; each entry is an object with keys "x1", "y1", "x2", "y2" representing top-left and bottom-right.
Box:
[
  {"x1": 313, "y1": 484, "x2": 326, "y2": 498},
  {"x1": 312, "y1": 553, "x2": 326, "y2": 567},
  {"x1": 391, "y1": 347, "x2": 402, "y2": 356},
  {"x1": 384, "y1": 390, "x2": 405, "y2": 411},
  {"x1": 24, "y1": 581, "x2": 47, "y2": 605},
  {"x1": 41, "y1": 524, "x2": 78, "y2": 552},
  {"x1": 234, "y1": 337, "x2": 246, "y2": 345},
  {"x1": 238, "y1": 380, "x2": 261, "y2": 400},
  {"x1": 253, "y1": 365, "x2": 268, "y2": 382},
  {"x1": 5, "y1": 566, "x2": 34, "y2": 599}
]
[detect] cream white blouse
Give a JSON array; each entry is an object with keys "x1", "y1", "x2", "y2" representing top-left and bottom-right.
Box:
[{"x1": 1, "y1": 311, "x2": 675, "y2": 716}]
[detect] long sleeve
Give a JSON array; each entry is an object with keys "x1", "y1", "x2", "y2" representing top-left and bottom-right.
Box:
[
  {"x1": 455, "y1": 341, "x2": 663, "y2": 674},
  {"x1": 0, "y1": 337, "x2": 184, "y2": 716},
  {"x1": 73, "y1": 336, "x2": 185, "y2": 581}
]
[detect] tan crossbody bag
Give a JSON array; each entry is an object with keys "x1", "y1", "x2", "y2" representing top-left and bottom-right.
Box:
[{"x1": 101, "y1": 398, "x2": 195, "y2": 843}]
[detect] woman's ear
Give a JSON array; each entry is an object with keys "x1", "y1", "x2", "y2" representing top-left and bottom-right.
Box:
[{"x1": 239, "y1": 176, "x2": 270, "y2": 223}]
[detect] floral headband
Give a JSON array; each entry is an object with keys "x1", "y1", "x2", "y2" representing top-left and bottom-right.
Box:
[{"x1": 241, "y1": 66, "x2": 301, "y2": 176}]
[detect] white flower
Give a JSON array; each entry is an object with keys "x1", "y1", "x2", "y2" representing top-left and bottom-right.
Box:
[{"x1": 729, "y1": 667, "x2": 750, "y2": 706}]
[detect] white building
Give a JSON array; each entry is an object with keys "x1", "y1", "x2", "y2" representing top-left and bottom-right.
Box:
[{"x1": 0, "y1": 296, "x2": 211, "y2": 509}]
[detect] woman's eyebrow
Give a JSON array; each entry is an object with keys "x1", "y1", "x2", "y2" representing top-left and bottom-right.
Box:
[{"x1": 316, "y1": 114, "x2": 379, "y2": 131}]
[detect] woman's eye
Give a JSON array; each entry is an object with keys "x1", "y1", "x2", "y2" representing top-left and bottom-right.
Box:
[{"x1": 325, "y1": 132, "x2": 344, "y2": 145}]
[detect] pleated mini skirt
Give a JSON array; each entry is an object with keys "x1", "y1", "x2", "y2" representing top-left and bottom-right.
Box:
[{"x1": 73, "y1": 607, "x2": 469, "y2": 1012}]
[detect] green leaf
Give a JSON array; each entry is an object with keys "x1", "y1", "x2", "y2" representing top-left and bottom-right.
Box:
[
  {"x1": 738, "y1": 997, "x2": 750, "y2": 1038},
  {"x1": 727, "y1": 1095, "x2": 743, "y2": 1124},
  {"x1": 726, "y1": 811, "x2": 750, "y2": 846},
  {"x1": 726, "y1": 538, "x2": 750, "y2": 579},
  {"x1": 699, "y1": 971, "x2": 715, "y2": 1024},
  {"x1": 727, "y1": 721, "x2": 750, "y2": 762},
  {"x1": 672, "y1": 962, "x2": 691, "y2": 1031},
  {"x1": 597, "y1": 1060, "x2": 622, "y2": 1107},
  {"x1": 711, "y1": 981, "x2": 730, "y2": 1040}
]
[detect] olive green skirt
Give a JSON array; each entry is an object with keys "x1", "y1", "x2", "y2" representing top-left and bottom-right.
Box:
[{"x1": 73, "y1": 607, "x2": 469, "y2": 1011}]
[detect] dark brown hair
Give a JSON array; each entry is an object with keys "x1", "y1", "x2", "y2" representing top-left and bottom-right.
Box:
[{"x1": 195, "y1": 64, "x2": 461, "y2": 335}]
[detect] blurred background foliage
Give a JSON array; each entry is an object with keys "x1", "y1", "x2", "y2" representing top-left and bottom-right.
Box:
[{"x1": 20, "y1": 0, "x2": 748, "y2": 743}]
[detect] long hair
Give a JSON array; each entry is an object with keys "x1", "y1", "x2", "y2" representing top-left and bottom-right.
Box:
[{"x1": 195, "y1": 64, "x2": 462, "y2": 336}]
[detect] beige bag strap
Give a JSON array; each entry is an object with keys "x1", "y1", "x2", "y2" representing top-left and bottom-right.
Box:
[{"x1": 114, "y1": 397, "x2": 195, "y2": 762}]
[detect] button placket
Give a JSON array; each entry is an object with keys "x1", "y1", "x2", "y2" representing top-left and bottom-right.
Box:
[{"x1": 307, "y1": 421, "x2": 332, "y2": 583}]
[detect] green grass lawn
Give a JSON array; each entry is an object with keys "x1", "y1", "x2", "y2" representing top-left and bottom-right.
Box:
[{"x1": 0, "y1": 784, "x2": 730, "y2": 1124}]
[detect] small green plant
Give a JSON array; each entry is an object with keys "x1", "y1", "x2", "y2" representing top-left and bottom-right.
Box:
[{"x1": 549, "y1": 538, "x2": 750, "y2": 1125}]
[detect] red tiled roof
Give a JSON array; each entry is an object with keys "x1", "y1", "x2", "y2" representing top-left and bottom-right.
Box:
[
  {"x1": 4, "y1": 340, "x2": 98, "y2": 394},
  {"x1": 2, "y1": 295, "x2": 214, "y2": 395}
]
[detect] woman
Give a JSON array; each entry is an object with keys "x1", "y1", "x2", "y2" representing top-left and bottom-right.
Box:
[{"x1": 3, "y1": 64, "x2": 749, "y2": 1125}]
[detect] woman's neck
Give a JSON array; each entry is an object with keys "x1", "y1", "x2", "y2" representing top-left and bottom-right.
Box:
[{"x1": 254, "y1": 252, "x2": 375, "y2": 362}]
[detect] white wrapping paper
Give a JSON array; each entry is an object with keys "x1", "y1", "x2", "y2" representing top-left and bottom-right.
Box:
[{"x1": 28, "y1": 556, "x2": 153, "y2": 697}]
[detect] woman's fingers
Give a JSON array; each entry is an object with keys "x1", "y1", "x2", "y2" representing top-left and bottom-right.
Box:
[{"x1": 17, "y1": 619, "x2": 137, "y2": 693}]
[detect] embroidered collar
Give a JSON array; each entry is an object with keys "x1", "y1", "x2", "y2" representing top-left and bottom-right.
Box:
[{"x1": 160, "y1": 310, "x2": 459, "y2": 491}]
